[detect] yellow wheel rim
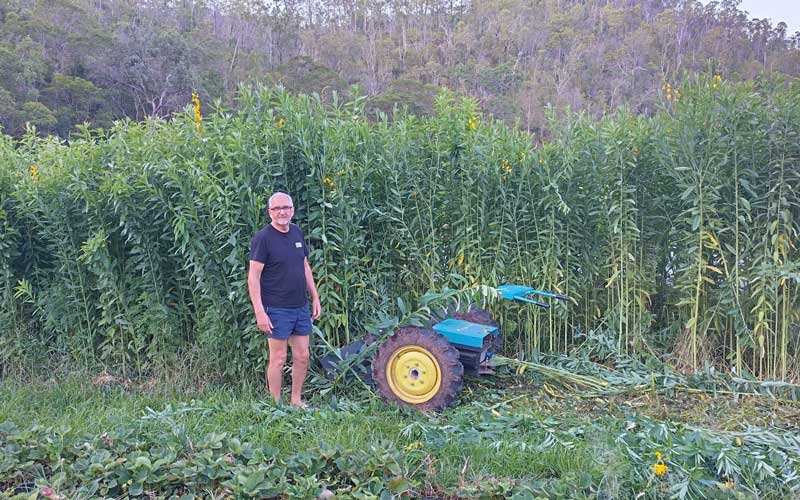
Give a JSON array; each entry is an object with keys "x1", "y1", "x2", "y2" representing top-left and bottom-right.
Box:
[{"x1": 386, "y1": 345, "x2": 442, "y2": 404}]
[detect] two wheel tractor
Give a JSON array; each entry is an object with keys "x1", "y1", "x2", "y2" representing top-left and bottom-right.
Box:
[{"x1": 321, "y1": 285, "x2": 569, "y2": 411}]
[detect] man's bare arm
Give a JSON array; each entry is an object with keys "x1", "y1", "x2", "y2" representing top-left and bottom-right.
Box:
[
  {"x1": 304, "y1": 257, "x2": 322, "y2": 320},
  {"x1": 248, "y1": 260, "x2": 272, "y2": 333}
]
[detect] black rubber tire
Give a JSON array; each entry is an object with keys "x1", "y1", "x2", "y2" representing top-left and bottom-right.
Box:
[{"x1": 371, "y1": 326, "x2": 464, "y2": 411}]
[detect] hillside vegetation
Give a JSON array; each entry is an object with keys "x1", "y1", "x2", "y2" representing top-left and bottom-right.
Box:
[{"x1": 1, "y1": 0, "x2": 799, "y2": 136}]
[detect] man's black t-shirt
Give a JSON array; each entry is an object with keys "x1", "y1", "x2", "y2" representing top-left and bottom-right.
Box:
[{"x1": 250, "y1": 223, "x2": 309, "y2": 308}]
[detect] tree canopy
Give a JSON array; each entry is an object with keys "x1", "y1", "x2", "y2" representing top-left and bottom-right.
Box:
[{"x1": 1, "y1": 0, "x2": 798, "y2": 137}]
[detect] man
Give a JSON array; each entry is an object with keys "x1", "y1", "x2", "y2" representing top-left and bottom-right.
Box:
[{"x1": 248, "y1": 192, "x2": 322, "y2": 407}]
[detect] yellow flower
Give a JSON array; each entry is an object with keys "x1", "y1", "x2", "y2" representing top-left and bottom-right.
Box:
[
  {"x1": 323, "y1": 177, "x2": 335, "y2": 189},
  {"x1": 29, "y1": 165, "x2": 40, "y2": 183},
  {"x1": 663, "y1": 83, "x2": 679, "y2": 101},
  {"x1": 277, "y1": 117, "x2": 284, "y2": 129},
  {"x1": 653, "y1": 451, "x2": 668, "y2": 476},
  {"x1": 468, "y1": 115, "x2": 477, "y2": 130},
  {"x1": 404, "y1": 441, "x2": 423, "y2": 451},
  {"x1": 653, "y1": 463, "x2": 668, "y2": 476},
  {"x1": 722, "y1": 481, "x2": 734, "y2": 488},
  {"x1": 191, "y1": 92, "x2": 202, "y2": 132},
  {"x1": 501, "y1": 159, "x2": 511, "y2": 175}
]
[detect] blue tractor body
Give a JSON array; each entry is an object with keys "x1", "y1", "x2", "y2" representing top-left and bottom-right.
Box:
[
  {"x1": 319, "y1": 284, "x2": 570, "y2": 409},
  {"x1": 433, "y1": 318, "x2": 500, "y2": 376},
  {"x1": 432, "y1": 319, "x2": 499, "y2": 350}
]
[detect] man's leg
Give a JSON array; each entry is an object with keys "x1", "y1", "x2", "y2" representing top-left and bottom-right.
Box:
[
  {"x1": 267, "y1": 337, "x2": 289, "y2": 403},
  {"x1": 288, "y1": 333, "x2": 310, "y2": 406}
]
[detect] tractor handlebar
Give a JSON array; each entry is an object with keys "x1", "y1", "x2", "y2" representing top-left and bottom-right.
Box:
[{"x1": 496, "y1": 284, "x2": 570, "y2": 309}]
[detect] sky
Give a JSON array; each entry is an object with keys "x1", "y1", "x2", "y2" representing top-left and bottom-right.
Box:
[{"x1": 731, "y1": 0, "x2": 800, "y2": 34}]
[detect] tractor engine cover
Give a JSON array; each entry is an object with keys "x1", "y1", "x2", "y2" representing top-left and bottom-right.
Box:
[{"x1": 432, "y1": 319, "x2": 499, "y2": 376}]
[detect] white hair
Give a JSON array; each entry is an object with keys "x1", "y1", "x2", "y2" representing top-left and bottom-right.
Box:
[{"x1": 268, "y1": 192, "x2": 293, "y2": 208}]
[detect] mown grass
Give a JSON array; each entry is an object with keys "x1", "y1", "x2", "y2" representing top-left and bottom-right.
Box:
[
  {"x1": 0, "y1": 374, "x2": 611, "y2": 496},
  {"x1": 3, "y1": 370, "x2": 799, "y2": 499}
]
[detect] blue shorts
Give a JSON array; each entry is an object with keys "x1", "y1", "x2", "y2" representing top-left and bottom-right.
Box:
[{"x1": 267, "y1": 304, "x2": 312, "y2": 340}]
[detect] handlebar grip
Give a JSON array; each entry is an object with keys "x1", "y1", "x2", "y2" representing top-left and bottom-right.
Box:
[{"x1": 514, "y1": 296, "x2": 550, "y2": 309}]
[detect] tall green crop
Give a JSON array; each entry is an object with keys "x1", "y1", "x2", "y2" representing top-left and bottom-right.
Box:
[{"x1": 0, "y1": 77, "x2": 797, "y2": 380}]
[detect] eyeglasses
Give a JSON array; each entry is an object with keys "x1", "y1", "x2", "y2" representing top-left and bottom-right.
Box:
[{"x1": 269, "y1": 206, "x2": 294, "y2": 212}]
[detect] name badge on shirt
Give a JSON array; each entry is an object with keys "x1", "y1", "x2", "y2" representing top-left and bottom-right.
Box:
[{"x1": 295, "y1": 242, "x2": 303, "y2": 248}]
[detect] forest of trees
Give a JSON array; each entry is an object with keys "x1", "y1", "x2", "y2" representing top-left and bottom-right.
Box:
[{"x1": 1, "y1": 0, "x2": 799, "y2": 137}]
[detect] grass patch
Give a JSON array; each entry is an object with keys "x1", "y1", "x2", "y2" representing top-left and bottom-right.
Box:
[{"x1": 2, "y1": 373, "x2": 799, "y2": 499}]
